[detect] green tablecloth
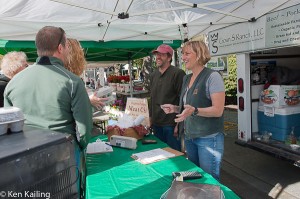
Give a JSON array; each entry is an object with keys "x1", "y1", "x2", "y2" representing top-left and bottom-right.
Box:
[{"x1": 85, "y1": 135, "x2": 240, "y2": 199}]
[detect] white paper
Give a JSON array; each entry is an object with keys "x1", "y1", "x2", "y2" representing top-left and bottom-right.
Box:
[
  {"x1": 86, "y1": 140, "x2": 113, "y2": 154},
  {"x1": 133, "y1": 115, "x2": 145, "y2": 126},
  {"x1": 132, "y1": 148, "x2": 175, "y2": 164},
  {"x1": 264, "y1": 106, "x2": 275, "y2": 117}
]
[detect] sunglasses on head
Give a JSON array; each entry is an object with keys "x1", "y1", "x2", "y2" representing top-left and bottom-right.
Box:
[{"x1": 57, "y1": 27, "x2": 65, "y2": 47}]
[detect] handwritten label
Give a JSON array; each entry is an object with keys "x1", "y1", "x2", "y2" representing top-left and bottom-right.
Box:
[{"x1": 125, "y1": 98, "x2": 150, "y2": 127}]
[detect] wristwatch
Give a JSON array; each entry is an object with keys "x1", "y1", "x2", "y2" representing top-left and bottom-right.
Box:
[{"x1": 192, "y1": 107, "x2": 198, "y2": 116}]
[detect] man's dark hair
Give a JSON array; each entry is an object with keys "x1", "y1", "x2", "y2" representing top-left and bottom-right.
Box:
[
  {"x1": 35, "y1": 26, "x2": 66, "y2": 56},
  {"x1": 167, "y1": 54, "x2": 173, "y2": 64}
]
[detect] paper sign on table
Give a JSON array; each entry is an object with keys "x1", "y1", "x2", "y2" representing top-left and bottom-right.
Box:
[{"x1": 131, "y1": 147, "x2": 183, "y2": 164}]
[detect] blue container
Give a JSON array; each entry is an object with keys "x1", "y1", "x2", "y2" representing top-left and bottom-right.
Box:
[{"x1": 257, "y1": 106, "x2": 300, "y2": 141}]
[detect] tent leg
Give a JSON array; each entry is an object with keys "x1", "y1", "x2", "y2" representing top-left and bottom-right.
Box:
[{"x1": 128, "y1": 59, "x2": 134, "y2": 98}]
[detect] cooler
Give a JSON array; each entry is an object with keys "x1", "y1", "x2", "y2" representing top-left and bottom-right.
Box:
[{"x1": 257, "y1": 106, "x2": 300, "y2": 142}]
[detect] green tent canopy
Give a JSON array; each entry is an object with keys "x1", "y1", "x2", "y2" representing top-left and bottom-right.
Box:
[{"x1": 0, "y1": 40, "x2": 182, "y2": 62}]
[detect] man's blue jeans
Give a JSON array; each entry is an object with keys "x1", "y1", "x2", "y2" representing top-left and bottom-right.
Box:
[
  {"x1": 152, "y1": 125, "x2": 181, "y2": 151},
  {"x1": 184, "y1": 132, "x2": 224, "y2": 181}
]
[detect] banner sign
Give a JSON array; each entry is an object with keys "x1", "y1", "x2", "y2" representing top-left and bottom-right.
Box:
[
  {"x1": 265, "y1": 4, "x2": 300, "y2": 48},
  {"x1": 207, "y1": 56, "x2": 228, "y2": 76},
  {"x1": 125, "y1": 98, "x2": 150, "y2": 127},
  {"x1": 208, "y1": 17, "x2": 265, "y2": 56},
  {"x1": 208, "y1": 4, "x2": 300, "y2": 56}
]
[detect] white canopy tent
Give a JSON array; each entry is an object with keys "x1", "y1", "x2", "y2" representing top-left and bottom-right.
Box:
[
  {"x1": 0, "y1": 0, "x2": 298, "y2": 43},
  {"x1": 0, "y1": 0, "x2": 299, "y2": 97}
]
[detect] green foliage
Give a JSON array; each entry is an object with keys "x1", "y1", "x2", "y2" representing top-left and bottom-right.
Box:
[
  {"x1": 224, "y1": 54, "x2": 237, "y2": 97},
  {"x1": 133, "y1": 58, "x2": 143, "y2": 69}
]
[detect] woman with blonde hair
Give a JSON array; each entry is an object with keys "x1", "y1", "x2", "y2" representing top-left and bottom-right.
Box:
[
  {"x1": 65, "y1": 38, "x2": 86, "y2": 76},
  {"x1": 161, "y1": 40, "x2": 225, "y2": 181},
  {"x1": 65, "y1": 38, "x2": 107, "y2": 109}
]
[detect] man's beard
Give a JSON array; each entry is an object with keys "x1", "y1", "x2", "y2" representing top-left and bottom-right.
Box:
[{"x1": 156, "y1": 60, "x2": 165, "y2": 68}]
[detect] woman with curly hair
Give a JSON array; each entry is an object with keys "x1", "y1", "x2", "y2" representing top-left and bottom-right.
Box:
[{"x1": 65, "y1": 38, "x2": 107, "y2": 109}]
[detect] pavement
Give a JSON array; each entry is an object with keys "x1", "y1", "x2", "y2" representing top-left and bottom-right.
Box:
[{"x1": 221, "y1": 107, "x2": 300, "y2": 199}]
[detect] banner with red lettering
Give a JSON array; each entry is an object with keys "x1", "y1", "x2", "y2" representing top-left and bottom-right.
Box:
[{"x1": 125, "y1": 98, "x2": 150, "y2": 127}]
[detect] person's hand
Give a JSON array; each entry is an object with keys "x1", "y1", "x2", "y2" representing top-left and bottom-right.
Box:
[
  {"x1": 174, "y1": 104, "x2": 194, "y2": 123},
  {"x1": 161, "y1": 104, "x2": 177, "y2": 114},
  {"x1": 89, "y1": 92, "x2": 108, "y2": 110}
]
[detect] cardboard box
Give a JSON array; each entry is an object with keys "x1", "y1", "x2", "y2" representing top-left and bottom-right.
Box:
[{"x1": 259, "y1": 85, "x2": 300, "y2": 107}]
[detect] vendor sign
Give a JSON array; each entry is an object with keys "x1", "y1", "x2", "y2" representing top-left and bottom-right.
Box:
[
  {"x1": 208, "y1": 4, "x2": 300, "y2": 56},
  {"x1": 125, "y1": 98, "x2": 150, "y2": 127},
  {"x1": 265, "y1": 4, "x2": 300, "y2": 48},
  {"x1": 207, "y1": 56, "x2": 228, "y2": 76}
]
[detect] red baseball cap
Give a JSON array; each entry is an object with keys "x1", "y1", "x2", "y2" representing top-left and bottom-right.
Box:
[{"x1": 152, "y1": 44, "x2": 174, "y2": 56}]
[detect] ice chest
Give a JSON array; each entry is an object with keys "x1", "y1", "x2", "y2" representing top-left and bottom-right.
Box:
[{"x1": 257, "y1": 106, "x2": 300, "y2": 141}]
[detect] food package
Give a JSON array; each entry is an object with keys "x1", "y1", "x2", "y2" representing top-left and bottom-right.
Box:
[
  {"x1": 260, "y1": 85, "x2": 300, "y2": 107},
  {"x1": 95, "y1": 86, "x2": 115, "y2": 104},
  {"x1": 0, "y1": 107, "x2": 25, "y2": 135}
]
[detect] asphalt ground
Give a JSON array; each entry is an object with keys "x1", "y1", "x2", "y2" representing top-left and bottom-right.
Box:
[{"x1": 221, "y1": 108, "x2": 300, "y2": 199}]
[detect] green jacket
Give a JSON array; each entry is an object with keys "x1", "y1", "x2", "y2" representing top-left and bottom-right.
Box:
[{"x1": 4, "y1": 56, "x2": 93, "y2": 148}]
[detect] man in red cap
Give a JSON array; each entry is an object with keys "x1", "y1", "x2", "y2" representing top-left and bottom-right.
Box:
[{"x1": 149, "y1": 44, "x2": 186, "y2": 151}]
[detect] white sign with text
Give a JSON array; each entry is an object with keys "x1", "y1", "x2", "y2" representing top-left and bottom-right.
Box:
[
  {"x1": 208, "y1": 17, "x2": 266, "y2": 56},
  {"x1": 125, "y1": 98, "x2": 150, "y2": 127},
  {"x1": 208, "y1": 4, "x2": 300, "y2": 56},
  {"x1": 265, "y1": 4, "x2": 300, "y2": 48}
]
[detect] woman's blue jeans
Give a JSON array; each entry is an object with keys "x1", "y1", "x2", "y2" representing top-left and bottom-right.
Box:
[
  {"x1": 184, "y1": 132, "x2": 224, "y2": 181},
  {"x1": 152, "y1": 125, "x2": 181, "y2": 151}
]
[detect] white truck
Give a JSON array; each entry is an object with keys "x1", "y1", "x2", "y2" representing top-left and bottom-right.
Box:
[{"x1": 208, "y1": 3, "x2": 300, "y2": 167}]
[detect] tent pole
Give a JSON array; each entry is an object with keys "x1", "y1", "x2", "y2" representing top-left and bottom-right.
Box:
[
  {"x1": 83, "y1": 70, "x2": 87, "y2": 88},
  {"x1": 128, "y1": 55, "x2": 133, "y2": 98},
  {"x1": 177, "y1": 47, "x2": 183, "y2": 70},
  {"x1": 93, "y1": 69, "x2": 97, "y2": 90}
]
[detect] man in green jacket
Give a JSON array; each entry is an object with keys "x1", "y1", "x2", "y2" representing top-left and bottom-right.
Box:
[{"x1": 4, "y1": 26, "x2": 93, "y2": 149}]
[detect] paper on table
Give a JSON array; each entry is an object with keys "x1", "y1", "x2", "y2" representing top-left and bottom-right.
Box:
[
  {"x1": 86, "y1": 139, "x2": 113, "y2": 154},
  {"x1": 131, "y1": 148, "x2": 175, "y2": 164}
]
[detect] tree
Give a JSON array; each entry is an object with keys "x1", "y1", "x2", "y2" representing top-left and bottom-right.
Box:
[
  {"x1": 223, "y1": 54, "x2": 237, "y2": 104},
  {"x1": 141, "y1": 56, "x2": 154, "y2": 91}
]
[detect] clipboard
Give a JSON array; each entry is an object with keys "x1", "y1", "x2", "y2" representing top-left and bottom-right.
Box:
[{"x1": 131, "y1": 147, "x2": 184, "y2": 164}]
